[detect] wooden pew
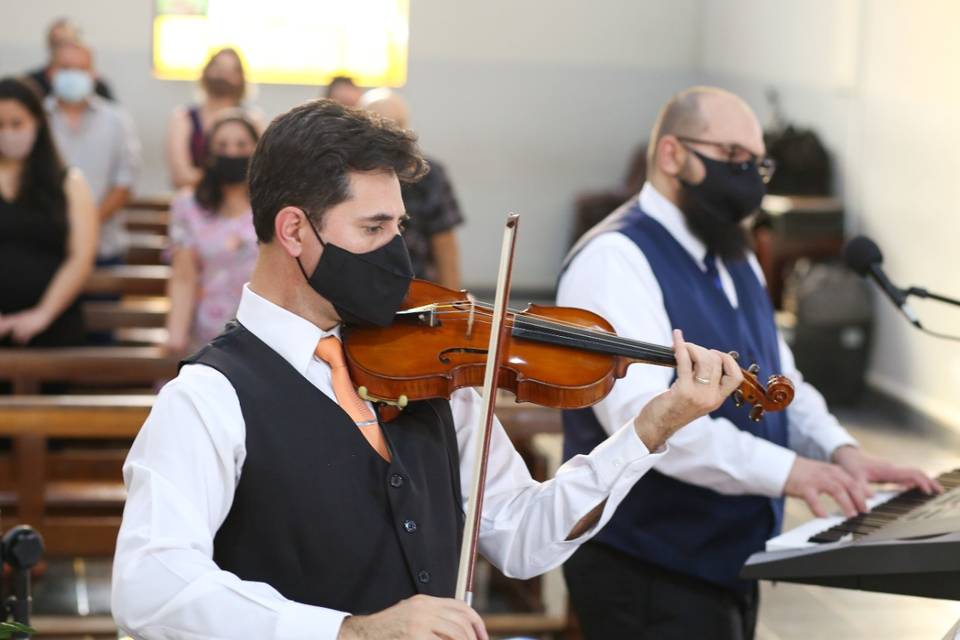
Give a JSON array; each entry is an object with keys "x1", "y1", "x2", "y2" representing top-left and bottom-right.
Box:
[
  {"x1": 127, "y1": 195, "x2": 172, "y2": 212},
  {"x1": 83, "y1": 299, "x2": 169, "y2": 346},
  {"x1": 124, "y1": 209, "x2": 168, "y2": 235},
  {"x1": 125, "y1": 232, "x2": 168, "y2": 266},
  {"x1": 83, "y1": 299, "x2": 168, "y2": 331},
  {"x1": 0, "y1": 395, "x2": 152, "y2": 557},
  {"x1": 83, "y1": 265, "x2": 170, "y2": 297},
  {"x1": 0, "y1": 346, "x2": 178, "y2": 394}
]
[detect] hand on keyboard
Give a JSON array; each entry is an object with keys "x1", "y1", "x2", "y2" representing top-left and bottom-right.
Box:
[
  {"x1": 784, "y1": 457, "x2": 869, "y2": 518},
  {"x1": 832, "y1": 445, "x2": 943, "y2": 497}
]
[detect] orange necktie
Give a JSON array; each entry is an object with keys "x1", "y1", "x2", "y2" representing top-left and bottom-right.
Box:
[{"x1": 314, "y1": 336, "x2": 392, "y2": 462}]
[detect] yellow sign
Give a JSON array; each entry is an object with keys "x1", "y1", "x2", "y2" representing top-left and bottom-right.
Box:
[{"x1": 153, "y1": 0, "x2": 409, "y2": 86}]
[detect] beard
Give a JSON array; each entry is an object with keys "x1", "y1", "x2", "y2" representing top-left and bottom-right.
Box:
[{"x1": 676, "y1": 183, "x2": 751, "y2": 261}]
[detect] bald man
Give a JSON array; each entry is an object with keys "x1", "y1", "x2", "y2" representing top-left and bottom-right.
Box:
[
  {"x1": 557, "y1": 87, "x2": 938, "y2": 639},
  {"x1": 361, "y1": 89, "x2": 464, "y2": 289}
]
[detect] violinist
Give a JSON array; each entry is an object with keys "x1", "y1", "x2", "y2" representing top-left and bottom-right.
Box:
[
  {"x1": 557, "y1": 86, "x2": 939, "y2": 640},
  {"x1": 111, "y1": 99, "x2": 744, "y2": 640}
]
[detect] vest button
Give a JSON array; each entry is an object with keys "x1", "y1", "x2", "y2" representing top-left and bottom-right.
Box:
[
  {"x1": 417, "y1": 570, "x2": 431, "y2": 584},
  {"x1": 403, "y1": 519, "x2": 418, "y2": 533},
  {"x1": 390, "y1": 474, "x2": 404, "y2": 488}
]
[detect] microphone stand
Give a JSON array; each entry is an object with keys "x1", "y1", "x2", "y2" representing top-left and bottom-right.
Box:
[
  {"x1": 900, "y1": 287, "x2": 960, "y2": 341},
  {"x1": 906, "y1": 287, "x2": 960, "y2": 309},
  {"x1": 2, "y1": 526, "x2": 44, "y2": 638}
]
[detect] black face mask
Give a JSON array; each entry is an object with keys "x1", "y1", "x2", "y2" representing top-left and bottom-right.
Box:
[
  {"x1": 203, "y1": 76, "x2": 243, "y2": 99},
  {"x1": 208, "y1": 155, "x2": 250, "y2": 184},
  {"x1": 296, "y1": 215, "x2": 414, "y2": 327},
  {"x1": 677, "y1": 186, "x2": 751, "y2": 261},
  {"x1": 680, "y1": 149, "x2": 766, "y2": 224}
]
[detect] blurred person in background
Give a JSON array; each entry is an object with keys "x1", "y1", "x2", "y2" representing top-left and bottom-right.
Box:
[
  {"x1": 164, "y1": 112, "x2": 260, "y2": 355},
  {"x1": 361, "y1": 88, "x2": 465, "y2": 289},
  {"x1": 0, "y1": 77, "x2": 97, "y2": 347},
  {"x1": 325, "y1": 75, "x2": 363, "y2": 107},
  {"x1": 45, "y1": 42, "x2": 140, "y2": 267},
  {"x1": 25, "y1": 17, "x2": 115, "y2": 101},
  {"x1": 166, "y1": 47, "x2": 265, "y2": 189}
]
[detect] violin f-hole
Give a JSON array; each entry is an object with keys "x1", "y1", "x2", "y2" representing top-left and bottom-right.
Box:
[{"x1": 438, "y1": 347, "x2": 489, "y2": 364}]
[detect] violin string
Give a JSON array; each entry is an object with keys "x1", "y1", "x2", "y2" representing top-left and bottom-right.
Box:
[
  {"x1": 424, "y1": 310, "x2": 672, "y2": 355},
  {"x1": 403, "y1": 303, "x2": 677, "y2": 360},
  {"x1": 414, "y1": 306, "x2": 677, "y2": 359}
]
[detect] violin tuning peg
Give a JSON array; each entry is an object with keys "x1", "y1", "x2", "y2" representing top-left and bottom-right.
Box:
[
  {"x1": 749, "y1": 405, "x2": 765, "y2": 422},
  {"x1": 728, "y1": 351, "x2": 740, "y2": 361},
  {"x1": 747, "y1": 363, "x2": 760, "y2": 375},
  {"x1": 733, "y1": 390, "x2": 744, "y2": 408}
]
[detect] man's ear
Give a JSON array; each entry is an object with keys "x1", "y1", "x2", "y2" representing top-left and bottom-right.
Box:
[
  {"x1": 656, "y1": 135, "x2": 686, "y2": 178},
  {"x1": 274, "y1": 206, "x2": 308, "y2": 258}
]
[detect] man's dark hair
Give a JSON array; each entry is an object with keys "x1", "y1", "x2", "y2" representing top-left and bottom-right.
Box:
[
  {"x1": 325, "y1": 76, "x2": 356, "y2": 98},
  {"x1": 249, "y1": 99, "x2": 428, "y2": 243}
]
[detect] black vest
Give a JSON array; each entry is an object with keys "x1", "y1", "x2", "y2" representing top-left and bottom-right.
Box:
[{"x1": 182, "y1": 323, "x2": 464, "y2": 614}]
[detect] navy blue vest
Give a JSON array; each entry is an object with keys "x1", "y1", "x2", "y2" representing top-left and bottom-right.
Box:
[{"x1": 562, "y1": 201, "x2": 788, "y2": 591}]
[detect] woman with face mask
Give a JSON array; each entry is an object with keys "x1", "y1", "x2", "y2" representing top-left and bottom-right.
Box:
[
  {"x1": 164, "y1": 48, "x2": 265, "y2": 189},
  {"x1": 0, "y1": 77, "x2": 97, "y2": 348},
  {"x1": 164, "y1": 113, "x2": 260, "y2": 354}
]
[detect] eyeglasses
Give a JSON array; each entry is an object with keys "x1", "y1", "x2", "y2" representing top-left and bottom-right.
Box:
[{"x1": 676, "y1": 136, "x2": 777, "y2": 184}]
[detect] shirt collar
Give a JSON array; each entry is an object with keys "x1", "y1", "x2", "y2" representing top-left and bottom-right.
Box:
[
  {"x1": 638, "y1": 181, "x2": 710, "y2": 270},
  {"x1": 236, "y1": 284, "x2": 340, "y2": 376}
]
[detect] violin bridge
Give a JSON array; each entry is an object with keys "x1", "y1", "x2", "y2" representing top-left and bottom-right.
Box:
[{"x1": 466, "y1": 296, "x2": 476, "y2": 338}]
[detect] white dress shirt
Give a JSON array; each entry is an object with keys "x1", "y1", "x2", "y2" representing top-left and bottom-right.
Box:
[
  {"x1": 557, "y1": 182, "x2": 857, "y2": 499},
  {"x1": 112, "y1": 284, "x2": 665, "y2": 640}
]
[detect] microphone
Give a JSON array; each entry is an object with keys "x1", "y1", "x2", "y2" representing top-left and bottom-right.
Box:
[{"x1": 843, "y1": 235, "x2": 921, "y2": 327}]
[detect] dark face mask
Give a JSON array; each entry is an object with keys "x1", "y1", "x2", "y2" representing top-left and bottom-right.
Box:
[
  {"x1": 677, "y1": 185, "x2": 751, "y2": 261},
  {"x1": 296, "y1": 215, "x2": 414, "y2": 327},
  {"x1": 203, "y1": 75, "x2": 243, "y2": 99},
  {"x1": 680, "y1": 149, "x2": 766, "y2": 224},
  {"x1": 208, "y1": 155, "x2": 250, "y2": 184}
]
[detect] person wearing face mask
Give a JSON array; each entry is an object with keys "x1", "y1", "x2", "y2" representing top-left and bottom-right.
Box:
[
  {"x1": 112, "y1": 99, "x2": 747, "y2": 639},
  {"x1": 164, "y1": 113, "x2": 260, "y2": 354},
  {"x1": 0, "y1": 77, "x2": 97, "y2": 348},
  {"x1": 557, "y1": 86, "x2": 939, "y2": 639},
  {"x1": 165, "y1": 47, "x2": 265, "y2": 189},
  {"x1": 45, "y1": 42, "x2": 141, "y2": 267},
  {"x1": 24, "y1": 18, "x2": 115, "y2": 101}
]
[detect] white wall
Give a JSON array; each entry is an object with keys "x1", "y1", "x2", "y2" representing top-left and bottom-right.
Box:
[
  {"x1": 0, "y1": 0, "x2": 701, "y2": 289},
  {"x1": 701, "y1": 0, "x2": 960, "y2": 428}
]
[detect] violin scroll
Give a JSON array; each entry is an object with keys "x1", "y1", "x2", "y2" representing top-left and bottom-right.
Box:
[{"x1": 733, "y1": 364, "x2": 795, "y2": 422}]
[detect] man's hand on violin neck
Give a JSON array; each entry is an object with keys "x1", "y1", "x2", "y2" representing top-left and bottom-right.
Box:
[
  {"x1": 337, "y1": 594, "x2": 488, "y2": 640},
  {"x1": 633, "y1": 330, "x2": 743, "y2": 451}
]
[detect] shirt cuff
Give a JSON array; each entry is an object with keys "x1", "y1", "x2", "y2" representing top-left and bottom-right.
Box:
[
  {"x1": 589, "y1": 418, "x2": 667, "y2": 488},
  {"x1": 742, "y1": 436, "x2": 797, "y2": 497},
  {"x1": 276, "y1": 601, "x2": 350, "y2": 640},
  {"x1": 817, "y1": 426, "x2": 859, "y2": 462}
]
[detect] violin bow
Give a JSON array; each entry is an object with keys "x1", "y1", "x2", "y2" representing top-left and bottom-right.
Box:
[{"x1": 455, "y1": 213, "x2": 520, "y2": 604}]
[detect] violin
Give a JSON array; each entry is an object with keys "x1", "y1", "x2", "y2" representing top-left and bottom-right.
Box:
[{"x1": 343, "y1": 278, "x2": 795, "y2": 423}]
